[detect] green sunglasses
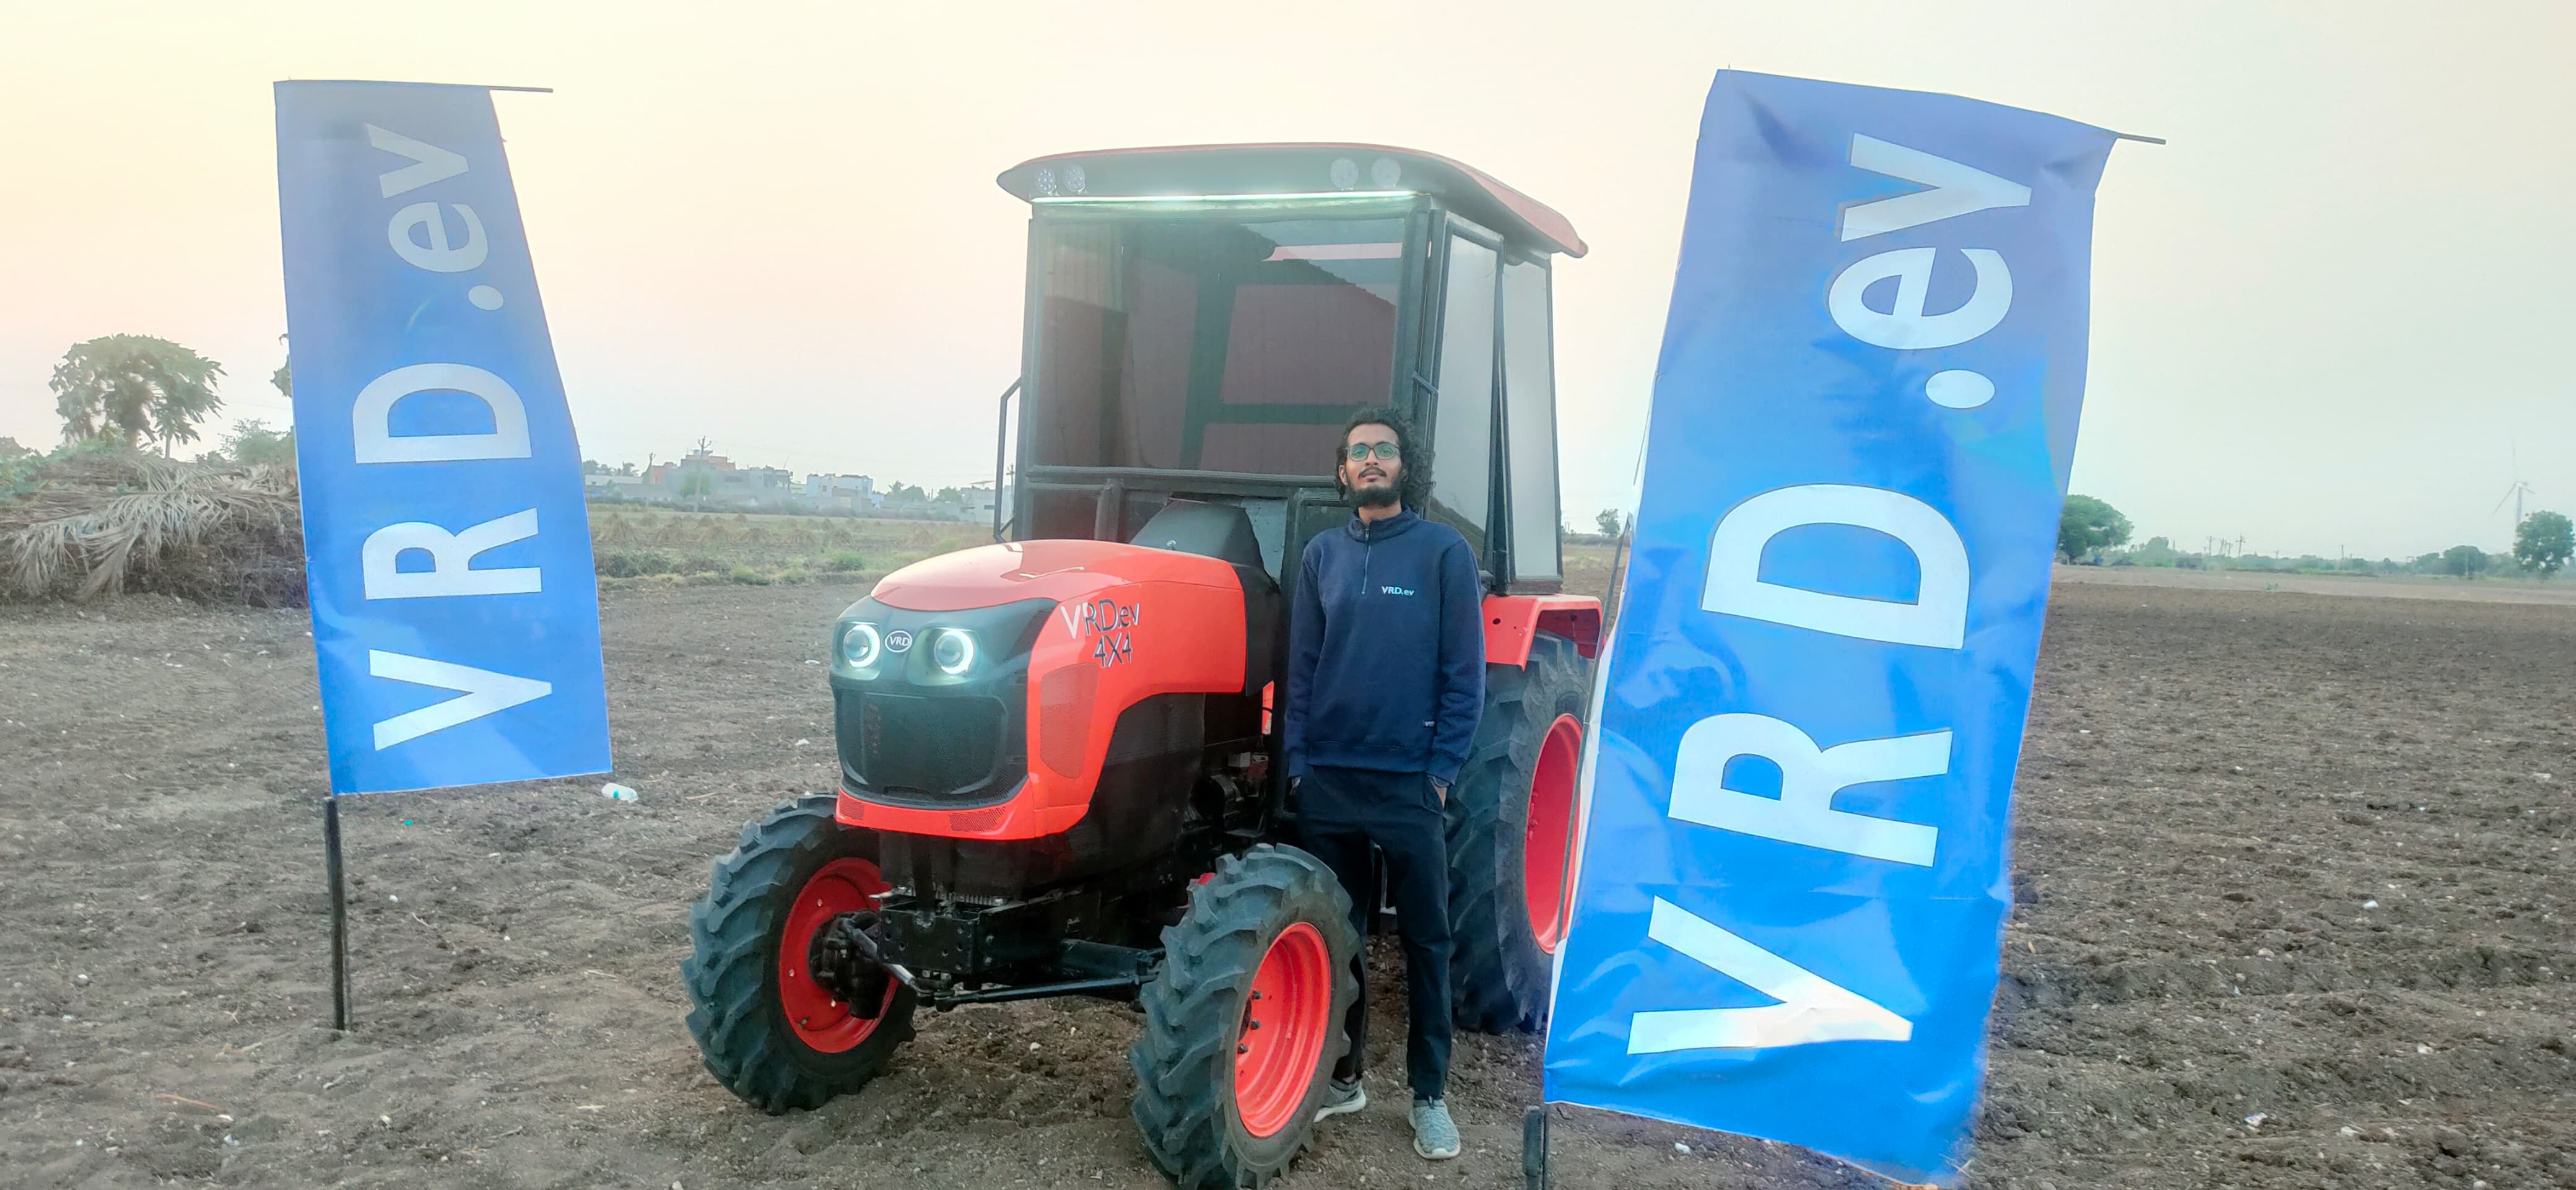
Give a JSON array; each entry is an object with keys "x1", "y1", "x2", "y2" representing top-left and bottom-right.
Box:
[{"x1": 1343, "y1": 442, "x2": 1402, "y2": 462}]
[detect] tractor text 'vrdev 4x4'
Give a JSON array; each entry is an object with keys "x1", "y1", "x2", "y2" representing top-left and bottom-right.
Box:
[{"x1": 683, "y1": 144, "x2": 1600, "y2": 1188}]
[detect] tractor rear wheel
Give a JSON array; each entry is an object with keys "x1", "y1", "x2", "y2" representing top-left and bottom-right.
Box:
[
  {"x1": 1447, "y1": 632, "x2": 1591, "y2": 1033},
  {"x1": 1131, "y1": 844, "x2": 1359, "y2": 1189},
  {"x1": 682, "y1": 792, "x2": 915, "y2": 1113}
]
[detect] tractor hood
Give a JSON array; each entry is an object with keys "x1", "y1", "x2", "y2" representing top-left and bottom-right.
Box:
[
  {"x1": 829, "y1": 538, "x2": 1269, "y2": 841},
  {"x1": 867, "y1": 540, "x2": 1245, "y2": 613}
]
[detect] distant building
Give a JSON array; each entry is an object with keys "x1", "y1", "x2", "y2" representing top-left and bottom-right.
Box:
[
  {"x1": 644, "y1": 447, "x2": 732, "y2": 498},
  {"x1": 642, "y1": 448, "x2": 796, "y2": 508},
  {"x1": 607, "y1": 447, "x2": 889, "y2": 513},
  {"x1": 713, "y1": 465, "x2": 795, "y2": 507},
  {"x1": 803, "y1": 473, "x2": 879, "y2": 511}
]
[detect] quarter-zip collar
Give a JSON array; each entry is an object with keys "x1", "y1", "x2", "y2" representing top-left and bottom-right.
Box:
[{"x1": 1345, "y1": 506, "x2": 1424, "y2": 544}]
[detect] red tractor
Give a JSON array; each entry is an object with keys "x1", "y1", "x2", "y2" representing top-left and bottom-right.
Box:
[{"x1": 683, "y1": 144, "x2": 1600, "y2": 1188}]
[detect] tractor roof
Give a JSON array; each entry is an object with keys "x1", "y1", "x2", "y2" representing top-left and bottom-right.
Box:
[{"x1": 998, "y1": 143, "x2": 1586, "y2": 258}]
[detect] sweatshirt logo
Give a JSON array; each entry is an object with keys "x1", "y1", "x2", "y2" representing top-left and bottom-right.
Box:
[{"x1": 1380, "y1": 585, "x2": 1416, "y2": 597}]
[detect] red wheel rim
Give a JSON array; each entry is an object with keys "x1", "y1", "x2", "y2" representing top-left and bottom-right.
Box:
[
  {"x1": 778, "y1": 857, "x2": 896, "y2": 1054},
  {"x1": 1232, "y1": 921, "x2": 1333, "y2": 1139},
  {"x1": 1525, "y1": 714, "x2": 1582, "y2": 953}
]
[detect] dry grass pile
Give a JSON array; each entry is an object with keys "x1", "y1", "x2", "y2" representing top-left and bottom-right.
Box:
[{"x1": 0, "y1": 448, "x2": 305, "y2": 605}]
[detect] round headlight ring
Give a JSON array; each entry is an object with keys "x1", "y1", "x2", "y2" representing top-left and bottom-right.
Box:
[
  {"x1": 841, "y1": 622, "x2": 882, "y2": 670},
  {"x1": 931, "y1": 628, "x2": 975, "y2": 676}
]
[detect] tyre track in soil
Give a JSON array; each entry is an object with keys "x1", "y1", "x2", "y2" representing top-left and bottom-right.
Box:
[{"x1": 0, "y1": 580, "x2": 2567, "y2": 1188}]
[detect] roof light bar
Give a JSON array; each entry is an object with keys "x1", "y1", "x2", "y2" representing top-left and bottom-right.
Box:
[
  {"x1": 1264, "y1": 243, "x2": 1404, "y2": 261},
  {"x1": 1030, "y1": 190, "x2": 1419, "y2": 206}
]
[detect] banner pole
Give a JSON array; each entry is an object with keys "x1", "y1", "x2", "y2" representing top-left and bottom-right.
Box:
[{"x1": 323, "y1": 794, "x2": 350, "y2": 1031}]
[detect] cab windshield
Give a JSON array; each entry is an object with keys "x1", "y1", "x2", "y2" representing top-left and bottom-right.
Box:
[{"x1": 1029, "y1": 214, "x2": 1406, "y2": 477}]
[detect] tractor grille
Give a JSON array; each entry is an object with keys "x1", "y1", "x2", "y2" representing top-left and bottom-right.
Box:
[{"x1": 837, "y1": 691, "x2": 1010, "y2": 804}]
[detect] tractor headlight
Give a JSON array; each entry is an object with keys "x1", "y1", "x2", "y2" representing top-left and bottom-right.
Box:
[
  {"x1": 929, "y1": 628, "x2": 977, "y2": 676},
  {"x1": 840, "y1": 622, "x2": 883, "y2": 671}
]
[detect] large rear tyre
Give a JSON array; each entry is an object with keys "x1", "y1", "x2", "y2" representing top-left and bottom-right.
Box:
[
  {"x1": 682, "y1": 792, "x2": 915, "y2": 1113},
  {"x1": 1447, "y1": 632, "x2": 1591, "y2": 1033},
  {"x1": 1131, "y1": 844, "x2": 1359, "y2": 1189}
]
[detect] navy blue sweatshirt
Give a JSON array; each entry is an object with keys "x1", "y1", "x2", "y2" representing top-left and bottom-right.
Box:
[{"x1": 1284, "y1": 508, "x2": 1486, "y2": 785}]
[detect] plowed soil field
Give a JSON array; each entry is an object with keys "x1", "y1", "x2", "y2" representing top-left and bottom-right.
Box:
[{"x1": 3, "y1": 573, "x2": 2569, "y2": 1189}]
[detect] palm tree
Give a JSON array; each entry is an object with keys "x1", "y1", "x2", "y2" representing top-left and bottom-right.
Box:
[{"x1": 50, "y1": 335, "x2": 226, "y2": 457}]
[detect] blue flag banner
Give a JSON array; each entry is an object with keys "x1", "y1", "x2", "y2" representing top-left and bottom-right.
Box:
[
  {"x1": 276, "y1": 81, "x2": 609, "y2": 795},
  {"x1": 1543, "y1": 71, "x2": 2119, "y2": 1184}
]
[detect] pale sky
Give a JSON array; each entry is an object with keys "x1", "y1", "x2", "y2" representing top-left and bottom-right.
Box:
[{"x1": 6, "y1": 1, "x2": 2570, "y2": 559}]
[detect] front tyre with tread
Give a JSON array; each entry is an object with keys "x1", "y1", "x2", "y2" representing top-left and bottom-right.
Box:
[
  {"x1": 682, "y1": 792, "x2": 916, "y2": 1113},
  {"x1": 1131, "y1": 844, "x2": 1359, "y2": 1189}
]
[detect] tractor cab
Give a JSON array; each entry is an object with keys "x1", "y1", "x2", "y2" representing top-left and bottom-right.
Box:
[{"x1": 993, "y1": 144, "x2": 1586, "y2": 595}]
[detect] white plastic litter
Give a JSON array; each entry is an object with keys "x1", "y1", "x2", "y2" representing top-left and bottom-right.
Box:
[{"x1": 602, "y1": 782, "x2": 639, "y2": 802}]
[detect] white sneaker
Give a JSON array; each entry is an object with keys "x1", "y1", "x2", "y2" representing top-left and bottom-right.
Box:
[{"x1": 1314, "y1": 1078, "x2": 1366, "y2": 1122}]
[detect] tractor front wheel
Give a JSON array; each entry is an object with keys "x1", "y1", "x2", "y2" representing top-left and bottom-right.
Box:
[
  {"x1": 682, "y1": 792, "x2": 916, "y2": 1113},
  {"x1": 1131, "y1": 844, "x2": 1359, "y2": 1189}
]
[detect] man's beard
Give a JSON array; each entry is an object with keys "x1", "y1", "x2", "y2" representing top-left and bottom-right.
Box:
[{"x1": 1354, "y1": 479, "x2": 1401, "y2": 509}]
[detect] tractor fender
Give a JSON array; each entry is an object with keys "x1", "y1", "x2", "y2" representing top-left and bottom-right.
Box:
[{"x1": 1482, "y1": 593, "x2": 1602, "y2": 668}]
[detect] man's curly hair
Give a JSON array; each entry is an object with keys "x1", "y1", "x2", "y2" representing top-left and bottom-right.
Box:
[{"x1": 1333, "y1": 405, "x2": 1433, "y2": 509}]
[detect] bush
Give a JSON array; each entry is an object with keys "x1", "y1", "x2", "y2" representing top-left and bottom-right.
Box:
[
  {"x1": 819, "y1": 548, "x2": 867, "y2": 572},
  {"x1": 596, "y1": 546, "x2": 681, "y2": 577},
  {"x1": 1, "y1": 447, "x2": 302, "y2": 603},
  {"x1": 727, "y1": 564, "x2": 772, "y2": 585}
]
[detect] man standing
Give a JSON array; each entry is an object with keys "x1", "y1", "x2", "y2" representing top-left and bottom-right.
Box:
[{"x1": 1284, "y1": 406, "x2": 1484, "y2": 1161}]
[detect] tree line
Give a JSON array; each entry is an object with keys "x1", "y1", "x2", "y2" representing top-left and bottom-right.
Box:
[
  {"x1": 2059, "y1": 496, "x2": 2571, "y2": 578},
  {"x1": 1579, "y1": 495, "x2": 2573, "y2": 580}
]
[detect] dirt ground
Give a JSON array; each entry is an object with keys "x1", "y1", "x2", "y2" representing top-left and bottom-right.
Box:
[{"x1": 2, "y1": 575, "x2": 2570, "y2": 1189}]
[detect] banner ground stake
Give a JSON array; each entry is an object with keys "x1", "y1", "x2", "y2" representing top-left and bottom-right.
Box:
[
  {"x1": 323, "y1": 795, "x2": 349, "y2": 1031},
  {"x1": 1521, "y1": 1105, "x2": 1549, "y2": 1189}
]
